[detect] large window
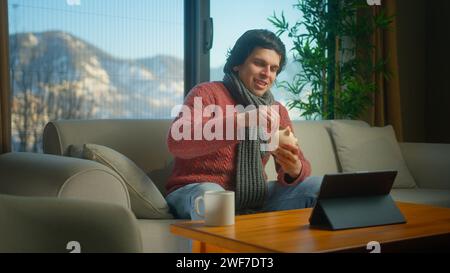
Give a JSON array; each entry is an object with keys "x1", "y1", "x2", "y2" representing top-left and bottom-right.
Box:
[
  {"x1": 8, "y1": 0, "x2": 184, "y2": 152},
  {"x1": 6, "y1": 0, "x2": 304, "y2": 153},
  {"x1": 210, "y1": 0, "x2": 304, "y2": 119}
]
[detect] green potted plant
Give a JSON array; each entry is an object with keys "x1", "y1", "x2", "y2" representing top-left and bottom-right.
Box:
[{"x1": 269, "y1": 0, "x2": 394, "y2": 120}]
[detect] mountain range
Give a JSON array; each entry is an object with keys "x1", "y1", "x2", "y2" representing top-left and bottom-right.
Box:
[
  {"x1": 10, "y1": 31, "x2": 184, "y2": 119},
  {"x1": 9, "y1": 30, "x2": 302, "y2": 120}
]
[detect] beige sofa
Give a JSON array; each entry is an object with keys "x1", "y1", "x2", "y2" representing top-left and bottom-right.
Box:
[
  {"x1": 0, "y1": 193, "x2": 142, "y2": 253},
  {"x1": 1, "y1": 119, "x2": 449, "y2": 252}
]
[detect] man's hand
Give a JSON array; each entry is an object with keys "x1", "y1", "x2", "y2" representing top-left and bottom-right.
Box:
[{"x1": 271, "y1": 143, "x2": 302, "y2": 179}]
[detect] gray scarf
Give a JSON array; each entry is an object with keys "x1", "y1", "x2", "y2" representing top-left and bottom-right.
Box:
[{"x1": 222, "y1": 73, "x2": 275, "y2": 212}]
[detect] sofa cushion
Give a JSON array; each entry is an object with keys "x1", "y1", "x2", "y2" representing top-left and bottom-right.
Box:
[
  {"x1": 290, "y1": 120, "x2": 369, "y2": 176},
  {"x1": 391, "y1": 189, "x2": 450, "y2": 208},
  {"x1": 81, "y1": 144, "x2": 173, "y2": 219},
  {"x1": 331, "y1": 121, "x2": 417, "y2": 188}
]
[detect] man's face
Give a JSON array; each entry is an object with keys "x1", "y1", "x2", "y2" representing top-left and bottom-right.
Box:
[{"x1": 233, "y1": 47, "x2": 281, "y2": 97}]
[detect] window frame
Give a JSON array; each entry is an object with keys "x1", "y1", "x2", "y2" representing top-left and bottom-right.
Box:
[
  {"x1": 0, "y1": 0, "x2": 12, "y2": 153},
  {"x1": 1, "y1": 0, "x2": 212, "y2": 152},
  {"x1": 184, "y1": 0, "x2": 212, "y2": 96}
]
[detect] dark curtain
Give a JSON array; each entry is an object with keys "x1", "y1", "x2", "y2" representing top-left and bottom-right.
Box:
[
  {"x1": 361, "y1": 0, "x2": 404, "y2": 141},
  {"x1": 0, "y1": 0, "x2": 12, "y2": 154}
]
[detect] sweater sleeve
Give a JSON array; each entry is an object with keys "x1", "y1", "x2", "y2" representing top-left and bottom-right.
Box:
[
  {"x1": 274, "y1": 103, "x2": 312, "y2": 186},
  {"x1": 167, "y1": 83, "x2": 240, "y2": 159}
]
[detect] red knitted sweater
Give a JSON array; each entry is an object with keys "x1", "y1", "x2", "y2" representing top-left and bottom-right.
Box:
[{"x1": 165, "y1": 82, "x2": 311, "y2": 195}]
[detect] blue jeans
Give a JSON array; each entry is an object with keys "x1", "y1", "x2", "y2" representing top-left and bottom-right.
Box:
[{"x1": 166, "y1": 176, "x2": 323, "y2": 220}]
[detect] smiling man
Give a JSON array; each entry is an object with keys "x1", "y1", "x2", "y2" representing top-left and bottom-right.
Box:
[
  {"x1": 232, "y1": 47, "x2": 280, "y2": 96},
  {"x1": 166, "y1": 29, "x2": 322, "y2": 219}
]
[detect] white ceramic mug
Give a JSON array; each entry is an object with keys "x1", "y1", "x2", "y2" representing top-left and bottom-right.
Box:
[{"x1": 194, "y1": 191, "x2": 235, "y2": 226}]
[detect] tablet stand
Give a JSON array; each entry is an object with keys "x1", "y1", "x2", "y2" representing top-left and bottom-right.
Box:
[{"x1": 309, "y1": 194, "x2": 406, "y2": 230}]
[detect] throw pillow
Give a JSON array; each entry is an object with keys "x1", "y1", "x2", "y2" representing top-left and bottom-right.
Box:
[
  {"x1": 81, "y1": 143, "x2": 173, "y2": 219},
  {"x1": 331, "y1": 121, "x2": 417, "y2": 188}
]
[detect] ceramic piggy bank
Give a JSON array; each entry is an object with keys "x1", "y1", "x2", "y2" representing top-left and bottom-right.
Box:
[{"x1": 272, "y1": 127, "x2": 298, "y2": 150}]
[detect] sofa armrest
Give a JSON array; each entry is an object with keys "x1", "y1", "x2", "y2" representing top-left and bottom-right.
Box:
[
  {"x1": 399, "y1": 142, "x2": 450, "y2": 190},
  {"x1": 0, "y1": 194, "x2": 142, "y2": 253},
  {"x1": 0, "y1": 152, "x2": 131, "y2": 209}
]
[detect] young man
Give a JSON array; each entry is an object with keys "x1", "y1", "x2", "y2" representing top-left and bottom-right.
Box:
[{"x1": 166, "y1": 29, "x2": 322, "y2": 219}]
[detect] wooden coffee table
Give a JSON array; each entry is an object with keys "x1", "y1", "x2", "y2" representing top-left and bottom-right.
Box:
[{"x1": 171, "y1": 202, "x2": 450, "y2": 252}]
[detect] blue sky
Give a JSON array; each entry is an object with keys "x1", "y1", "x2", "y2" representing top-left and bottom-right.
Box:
[{"x1": 8, "y1": 0, "x2": 302, "y2": 67}]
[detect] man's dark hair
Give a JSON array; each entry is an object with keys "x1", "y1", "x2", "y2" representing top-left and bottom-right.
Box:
[{"x1": 223, "y1": 29, "x2": 286, "y2": 75}]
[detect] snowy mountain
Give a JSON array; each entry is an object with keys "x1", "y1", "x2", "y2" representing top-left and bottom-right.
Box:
[{"x1": 9, "y1": 31, "x2": 184, "y2": 120}]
